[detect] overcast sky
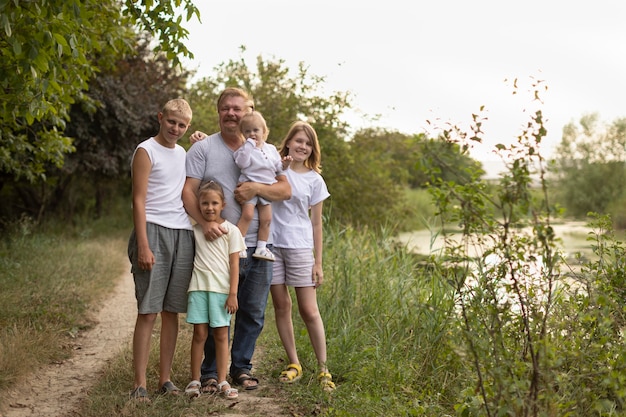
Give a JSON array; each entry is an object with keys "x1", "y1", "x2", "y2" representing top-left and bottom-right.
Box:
[{"x1": 180, "y1": 0, "x2": 626, "y2": 162}]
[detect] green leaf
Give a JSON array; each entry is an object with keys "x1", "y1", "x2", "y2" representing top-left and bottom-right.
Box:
[
  {"x1": 53, "y1": 33, "x2": 69, "y2": 47},
  {"x1": 2, "y1": 13, "x2": 10, "y2": 36}
]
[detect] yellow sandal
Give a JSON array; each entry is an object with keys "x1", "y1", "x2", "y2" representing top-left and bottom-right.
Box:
[
  {"x1": 318, "y1": 371, "x2": 336, "y2": 392},
  {"x1": 279, "y1": 363, "x2": 303, "y2": 383}
]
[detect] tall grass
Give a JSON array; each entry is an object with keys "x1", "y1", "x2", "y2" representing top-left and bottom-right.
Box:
[{"x1": 276, "y1": 224, "x2": 464, "y2": 416}]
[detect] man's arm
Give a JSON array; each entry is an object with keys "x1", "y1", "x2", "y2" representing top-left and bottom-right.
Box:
[
  {"x1": 234, "y1": 175, "x2": 291, "y2": 205},
  {"x1": 183, "y1": 177, "x2": 227, "y2": 240},
  {"x1": 182, "y1": 177, "x2": 204, "y2": 226}
]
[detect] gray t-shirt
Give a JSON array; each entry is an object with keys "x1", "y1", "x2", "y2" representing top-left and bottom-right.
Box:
[{"x1": 185, "y1": 132, "x2": 262, "y2": 246}]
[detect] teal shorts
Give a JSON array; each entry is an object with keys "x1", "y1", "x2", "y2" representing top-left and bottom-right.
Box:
[{"x1": 186, "y1": 291, "x2": 231, "y2": 328}]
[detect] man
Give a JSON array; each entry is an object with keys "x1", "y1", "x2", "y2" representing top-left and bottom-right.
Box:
[{"x1": 182, "y1": 87, "x2": 291, "y2": 391}]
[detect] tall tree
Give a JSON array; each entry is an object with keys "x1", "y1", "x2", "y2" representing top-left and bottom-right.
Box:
[{"x1": 0, "y1": 0, "x2": 199, "y2": 183}]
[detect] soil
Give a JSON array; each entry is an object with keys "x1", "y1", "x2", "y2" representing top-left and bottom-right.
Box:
[{"x1": 1, "y1": 263, "x2": 289, "y2": 417}]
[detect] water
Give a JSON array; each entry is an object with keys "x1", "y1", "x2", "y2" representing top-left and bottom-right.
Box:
[{"x1": 397, "y1": 221, "x2": 592, "y2": 258}]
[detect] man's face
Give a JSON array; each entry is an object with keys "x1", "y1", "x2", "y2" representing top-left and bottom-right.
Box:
[{"x1": 218, "y1": 96, "x2": 249, "y2": 133}]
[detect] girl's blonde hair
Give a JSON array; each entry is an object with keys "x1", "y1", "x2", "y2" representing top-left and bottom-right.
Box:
[
  {"x1": 278, "y1": 121, "x2": 322, "y2": 173},
  {"x1": 239, "y1": 111, "x2": 270, "y2": 140}
]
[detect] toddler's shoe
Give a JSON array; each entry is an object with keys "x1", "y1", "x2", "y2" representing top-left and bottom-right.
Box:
[{"x1": 252, "y1": 247, "x2": 275, "y2": 261}]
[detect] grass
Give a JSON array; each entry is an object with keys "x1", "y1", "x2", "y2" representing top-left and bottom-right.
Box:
[
  {"x1": 0, "y1": 217, "x2": 129, "y2": 397},
  {"x1": 3, "y1": 200, "x2": 625, "y2": 416},
  {"x1": 0, "y1": 204, "x2": 455, "y2": 415}
]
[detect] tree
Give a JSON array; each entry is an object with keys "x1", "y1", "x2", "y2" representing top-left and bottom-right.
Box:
[
  {"x1": 551, "y1": 113, "x2": 626, "y2": 219},
  {"x1": 2, "y1": 35, "x2": 191, "y2": 221},
  {"x1": 0, "y1": 0, "x2": 199, "y2": 183}
]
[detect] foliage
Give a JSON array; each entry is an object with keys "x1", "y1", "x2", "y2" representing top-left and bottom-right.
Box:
[
  {"x1": 0, "y1": 0, "x2": 199, "y2": 183},
  {"x1": 314, "y1": 225, "x2": 462, "y2": 416},
  {"x1": 551, "y1": 113, "x2": 626, "y2": 219},
  {"x1": 417, "y1": 137, "x2": 486, "y2": 188},
  {"x1": 1, "y1": 36, "x2": 190, "y2": 222},
  {"x1": 421, "y1": 78, "x2": 626, "y2": 416},
  {"x1": 549, "y1": 213, "x2": 626, "y2": 415},
  {"x1": 429, "y1": 79, "x2": 572, "y2": 417}
]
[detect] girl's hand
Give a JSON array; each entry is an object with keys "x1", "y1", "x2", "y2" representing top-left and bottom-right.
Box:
[
  {"x1": 225, "y1": 294, "x2": 239, "y2": 314},
  {"x1": 312, "y1": 264, "x2": 324, "y2": 287},
  {"x1": 282, "y1": 155, "x2": 293, "y2": 170}
]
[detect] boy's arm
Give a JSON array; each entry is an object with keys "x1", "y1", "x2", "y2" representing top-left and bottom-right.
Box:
[
  {"x1": 131, "y1": 148, "x2": 155, "y2": 271},
  {"x1": 234, "y1": 174, "x2": 291, "y2": 204}
]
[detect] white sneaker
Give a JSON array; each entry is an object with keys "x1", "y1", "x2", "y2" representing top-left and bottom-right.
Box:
[{"x1": 252, "y1": 247, "x2": 275, "y2": 261}]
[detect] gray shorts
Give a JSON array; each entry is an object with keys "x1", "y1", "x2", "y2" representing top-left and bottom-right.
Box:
[
  {"x1": 271, "y1": 247, "x2": 315, "y2": 288},
  {"x1": 128, "y1": 223, "x2": 194, "y2": 314}
]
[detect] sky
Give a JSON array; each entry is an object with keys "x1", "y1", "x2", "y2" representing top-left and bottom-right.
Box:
[{"x1": 180, "y1": 0, "x2": 626, "y2": 163}]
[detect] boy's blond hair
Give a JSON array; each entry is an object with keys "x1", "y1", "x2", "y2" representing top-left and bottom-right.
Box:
[{"x1": 162, "y1": 98, "x2": 192, "y2": 122}]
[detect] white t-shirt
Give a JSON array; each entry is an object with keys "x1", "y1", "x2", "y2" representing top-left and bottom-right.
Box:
[
  {"x1": 132, "y1": 137, "x2": 191, "y2": 230},
  {"x1": 188, "y1": 220, "x2": 246, "y2": 294},
  {"x1": 271, "y1": 168, "x2": 330, "y2": 249}
]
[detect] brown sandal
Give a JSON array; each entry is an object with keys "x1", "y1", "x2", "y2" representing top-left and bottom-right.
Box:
[
  {"x1": 200, "y1": 378, "x2": 218, "y2": 394},
  {"x1": 232, "y1": 372, "x2": 259, "y2": 390}
]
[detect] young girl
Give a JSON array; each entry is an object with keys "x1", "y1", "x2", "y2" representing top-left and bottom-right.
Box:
[
  {"x1": 270, "y1": 121, "x2": 335, "y2": 392},
  {"x1": 233, "y1": 111, "x2": 290, "y2": 261},
  {"x1": 184, "y1": 181, "x2": 246, "y2": 399}
]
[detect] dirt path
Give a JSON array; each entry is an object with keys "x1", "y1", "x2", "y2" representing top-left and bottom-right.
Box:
[
  {"x1": 1, "y1": 262, "x2": 287, "y2": 417},
  {"x1": 2, "y1": 268, "x2": 137, "y2": 417}
]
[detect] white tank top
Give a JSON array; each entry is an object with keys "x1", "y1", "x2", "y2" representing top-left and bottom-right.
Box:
[{"x1": 134, "y1": 137, "x2": 192, "y2": 230}]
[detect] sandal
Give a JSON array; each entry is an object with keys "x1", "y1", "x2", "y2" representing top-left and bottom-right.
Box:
[
  {"x1": 232, "y1": 372, "x2": 259, "y2": 390},
  {"x1": 318, "y1": 371, "x2": 336, "y2": 392},
  {"x1": 218, "y1": 380, "x2": 239, "y2": 399},
  {"x1": 279, "y1": 363, "x2": 303, "y2": 383},
  {"x1": 158, "y1": 380, "x2": 181, "y2": 395},
  {"x1": 130, "y1": 386, "x2": 150, "y2": 402},
  {"x1": 184, "y1": 380, "x2": 201, "y2": 398},
  {"x1": 200, "y1": 378, "x2": 218, "y2": 394}
]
